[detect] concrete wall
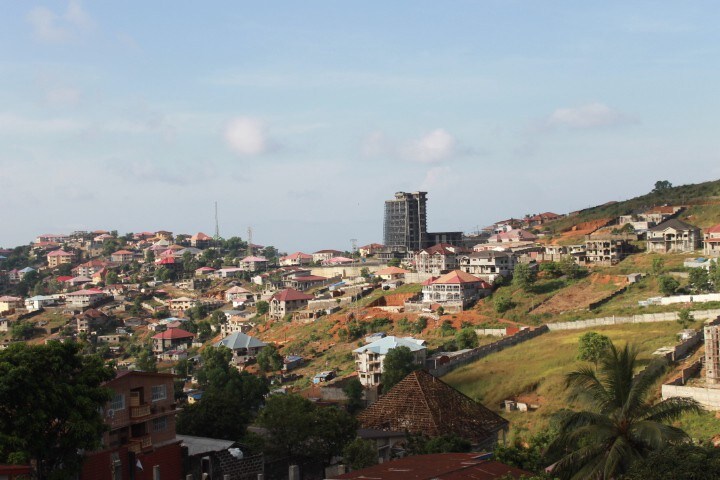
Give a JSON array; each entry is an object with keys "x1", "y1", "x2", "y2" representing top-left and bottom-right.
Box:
[
  {"x1": 310, "y1": 264, "x2": 381, "y2": 278},
  {"x1": 431, "y1": 326, "x2": 549, "y2": 377},
  {"x1": 645, "y1": 293, "x2": 720, "y2": 306},
  {"x1": 547, "y1": 309, "x2": 720, "y2": 331},
  {"x1": 662, "y1": 384, "x2": 720, "y2": 410}
]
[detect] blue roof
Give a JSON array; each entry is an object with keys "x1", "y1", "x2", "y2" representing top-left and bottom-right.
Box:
[
  {"x1": 19, "y1": 267, "x2": 36, "y2": 273},
  {"x1": 354, "y1": 336, "x2": 426, "y2": 355}
]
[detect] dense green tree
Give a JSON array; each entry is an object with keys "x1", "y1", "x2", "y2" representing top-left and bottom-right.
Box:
[
  {"x1": 494, "y1": 428, "x2": 560, "y2": 474},
  {"x1": 256, "y1": 300, "x2": 269, "y2": 316},
  {"x1": 406, "y1": 433, "x2": 471, "y2": 455},
  {"x1": 145, "y1": 249, "x2": 155, "y2": 264},
  {"x1": 657, "y1": 275, "x2": 679, "y2": 296},
  {"x1": 551, "y1": 343, "x2": 702, "y2": 479},
  {"x1": 455, "y1": 328, "x2": 479, "y2": 349},
  {"x1": 381, "y1": 346, "x2": 418, "y2": 393},
  {"x1": 135, "y1": 347, "x2": 157, "y2": 372},
  {"x1": 559, "y1": 257, "x2": 586, "y2": 279},
  {"x1": 256, "y1": 344, "x2": 283, "y2": 372},
  {"x1": 621, "y1": 443, "x2": 720, "y2": 480},
  {"x1": 105, "y1": 270, "x2": 119, "y2": 285},
  {"x1": 0, "y1": 342, "x2": 115, "y2": 479},
  {"x1": 677, "y1": 308, "x2": 695, "y2": 329},
  {"x1": 652, "y1": 180, "x2": 673, "y2": 193},
  {"x1": 342, "y1": 377, "x2": 364, "y2": 414},
  {"x1": 512, "y1": 263, "x2": 537, "y2": 291},
  {"x1": 343, "y1": 439, "x2": 378, "y2": 470},
  {"x1": 689, "y1": 268, "x2": 711, "y2": 293},
  {"x1": 257, "y1": 394, "x2": 357, "y2": 464},
  {"x1": 10, "y1": 321, "x2": 34, "y2": 340},
  {"x1": 577, "y1": 332, "x2": 612, "y2": 368},
  {"x1": 494, "y1": 294, "x2": 515, "y2": 314}
]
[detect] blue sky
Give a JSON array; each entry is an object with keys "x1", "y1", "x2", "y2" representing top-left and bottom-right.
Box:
[{"x1": 1, "y1": 1, "x2": 719, "y2": 251}]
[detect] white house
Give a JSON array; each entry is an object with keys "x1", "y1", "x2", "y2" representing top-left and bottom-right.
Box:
[{"x1": 353, "y1": 336, "x2": 427, "y2": 387}]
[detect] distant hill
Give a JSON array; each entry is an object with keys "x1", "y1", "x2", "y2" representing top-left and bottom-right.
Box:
[{"x1": 546, "y1": 178, "x2": 720, "y2": 233}]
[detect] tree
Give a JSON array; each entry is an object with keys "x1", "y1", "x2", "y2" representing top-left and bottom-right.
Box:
[
  {"x1": 105, "y1": 270, "x2": 119, "y2": 285},
  {"x1": 343, "y1": 439, "x2": 377, "y2": 470},
  {"x1": 651, "y1": 257, "x2": 665, "y2": 276},
  {"x1": 677, "y1": 308, "x2": 695, "y2": 329},
  {"x1": 256, "y1": 300, "x2": 269, "y2": 316},
  {"x1": 657, "y1": 275, "x2": 679, "y2": 296},
  {"x1": 455, "y1": 328, "x2": 479, "y2": 349},
  {"x1": 577, "y1": 332, "x2": 612, "y2": 368},
  {"x1": 0, "y1": 342, "x2": 115, "y2": 479},
  {"x1": 387, "y1": 258, "x2": 401, "y2": 267},
  {"x1": 551, "y1": 343, "x2": 702, "y2": 479},
  {"x1": 652, "y1": 180, "x2": 673, "y2": 194},
  {"x1": 256, "y1": 344, "x2": 283, "y2": 372},
  {"x1": 559, "y1": 257, "x2": 586, "y2": 279},
  {"x1": 494, "y1": 294, "x2": 514, "y2": 314},
  {"x1": 689, "y1": 268, "x2": 711, "y2": 293},
  {"x1": 381, "y1": 346, "x2": 418, "y2": 393},
  {"x1": 512, "y1": 263, "x2": 537, "y2": 291},
  {"x1": 257, "y1": 394, "x2": 357, "y2": 464},
  {"x1": 135, "y1": 347, "x2": 157, "y2": 372},
  {"x1": 342, "y1": 377, "x2": 364, "y2": 414},
  {"x1": 10, "y1": 321, "x2": 34, "y2": 341},
  {"x1": 406, "y1": 433, "x2": 472, "y2": 455},
  {"x1": 622, "y1": 443, "x2": 720, "y2": 480}
]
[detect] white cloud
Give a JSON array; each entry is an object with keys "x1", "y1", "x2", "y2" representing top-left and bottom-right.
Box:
[
  {"x1": 403, "y1": 128, "x2": 457, "y2": 163},
  {"x1": 224, "y1": 117, "x2": 268, "y2": 156},
  {"x1": 27, "y1": 0, "x2": 95, "y2": 43},
  {"x1": 546, "y1": 102, "x2": 634, "y2": 129},
  {"x1": 420, "y1": 166, "x2": 452, "y2": 190},
  {"x1": 362, "y1": 131, "x2": 392, "y2": 157}
]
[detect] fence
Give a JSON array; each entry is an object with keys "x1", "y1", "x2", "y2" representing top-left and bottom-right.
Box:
[
  {"x1": 430, "y1": 326, "x2": 549, "y2": 377},
  {"x1": 547, "y1": 309, "x2": 720, "y2": 331}
]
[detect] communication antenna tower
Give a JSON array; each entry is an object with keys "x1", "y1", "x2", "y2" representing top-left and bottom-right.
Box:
[
  {"x1": 247, "y1": 227, "x2": 254, "y2": 256},
  {"x1": 214, "y1": 201, "x2": 221, "y2": 241}
]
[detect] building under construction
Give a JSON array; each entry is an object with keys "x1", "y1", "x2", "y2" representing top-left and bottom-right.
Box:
[{"x1": 382, "y1": 191, "x2": 463, "y2": 252}]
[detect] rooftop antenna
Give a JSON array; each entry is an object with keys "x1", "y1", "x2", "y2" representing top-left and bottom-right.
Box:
[
  {"x1": 214, "y1": 201, "x2": 221, "y2": 241},
  {"x1": 247, "y1": 227, "x2": 254, "y2": 256}
]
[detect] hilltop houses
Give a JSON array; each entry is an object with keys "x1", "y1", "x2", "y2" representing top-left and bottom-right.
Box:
[
  {"x1": 646, "y1": 219, "x2": 701, "y2": 254},
  {"x1": 47, "y1": 250, "x2": 74, "y2": 268},
  {"x1": 279, "y1": 252, "x2": 313, "y2": 266},
  {"x1": 239, "y1": 255, "x2": 269, "y2": 272},
  {"x1": 459, "y1": 251, "x2": 517, "y2": 283},
  {"x1": 269, "y1": 288, "x2": 314, "y2": 319},
  {"x1": 414, "y1": 244, "x2": 467, "y2": 275},
  {"x1": 705, "y1": 224, "x2": 720, "y2": 257},
  {"x1": 419, "y1": 270, "x2": 491, "y2": 311}
]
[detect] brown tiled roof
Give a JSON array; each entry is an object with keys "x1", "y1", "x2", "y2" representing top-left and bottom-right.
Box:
[
  {"x1": 271, "y1": 288, "x2": 313, "y2": 302},
  {"x1": 357, "y1": 370, "x2": 508, "y2": 445}
]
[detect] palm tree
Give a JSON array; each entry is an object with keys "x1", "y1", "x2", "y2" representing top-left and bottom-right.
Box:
[{"x1": 550, "y1": 342, "x2": 702, "y2": 480}]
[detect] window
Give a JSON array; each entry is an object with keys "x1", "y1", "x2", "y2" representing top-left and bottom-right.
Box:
[
  {"x1": 110, "y1": 393, "x2": 125, "y2": 411},
  {"x1": 151, "y1": 384, "x2": 167, "y2": 402},
  {"x1": 152, "y1": 416, "x2": 167, "y2": 432}
]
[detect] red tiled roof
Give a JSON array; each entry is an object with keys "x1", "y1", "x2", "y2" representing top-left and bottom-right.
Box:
[
  {"x1": 420, "y1": 243, "x2": 463, "y2": 255},
  {"x1": 48, "y1": 250, "x2": 72, "y2": 257},
  {"x1": 112, "y1": 250, "x2": 134, "y2": 255},
  {"x1": 292, "y1": 275, "x2": 327, "y2": 282},
  {"x1": 432, "y1": 270, "x2": 484, "y2": 285},
  {"x1": 57, "y1": 276, "x2": 73, "y2": 282},
  {"x1": 313, "y1": 249, "x2": 343, "y2": 254},
  {"x1": 151, "y1": 328, "x2": 194, "y2": 340},
  {"x1": 376, "y1": 266, "x2": 410, "y2": 275},
  {"x1": 271, "y1": 288, "x2": 313, "y2": 302},
  {"x1": 706, "y1": 224, "x2": 720, "y2": 234},
  {"x1": 195, "y1": 266, "x2": 216, "y2": 271},
  {"x1": 241, "y1": 256, "x2": 268, "y2": 262},
  {"x1": 66, "y1": 288, "x2": 104, "y2": 296},
  {"x1": 156, "y1": 257, "x2": 177, "y2": 265},
  {"x1": 281, "y1": 252, "x2": 312, "y2": 260},
  {"x1": 192, "y1": 232, "x2": 212, "y2": 240}
]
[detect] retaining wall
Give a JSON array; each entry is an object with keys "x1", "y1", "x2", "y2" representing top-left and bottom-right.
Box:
[
  {"x1": 662, "y1": 384, "x2": 720, "y2": 410},
  {"x1": 547, "y1": 309, "x2": 720, "y2": 331}
]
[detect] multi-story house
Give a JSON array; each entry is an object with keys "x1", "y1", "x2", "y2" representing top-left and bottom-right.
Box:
[
  {"x1": 110, "y1": 250, "x2": 135, "y2": 264},
  {"x1": 214, "y1": 332, "x2": 267, "y2": 364},
  {"x1": 414, "y1": 243, "x2": 467, "y2": 275},
  {"x1": 190, "y1": 232, "x2": 212, "y2": 248},
  {"x1": 80, "y1": 371, "x2": 182, "y2": 480},
  {"x1": 0, "y1": 295, "x2": 23, "y2": 313},
  {"x1": 312, "y1": 249, "x2": 343, "y2": 263},
  {"x1": 358, "y1": 243, "x2": 384, "y2": 257},
  {"x1": 151, "y1": 328, "x2": 194, "y2": 353},
  {"x1": 279, "y1": 252, "x2": 313, "y2": 266},
  {"x1": 47, "y1": 249, "x2": 74, "y2": 268},
  {"x1": 458, "y1": 251, "x2": 517, "y2": 283},
  {"x1": 705, "y1": 224, "x2": 720, "y2": 257},
  {"x1": 646, "y1": 219, "x2": 701, "y2": 254},
  {"x1": 353, "y1": 336, "x2": 427, "y2": 387},
  {"x1": 65, "y1": 288, "x2": 109, "y2": 308},
  {"x1": 284, "y1": 274, "x2": 331, "y2": 291},
  {"x1": 73, "y1": 259, "x2": 109, "y2": 277},
  {"x1": 224, "y1": 286, "x2": 254, "y2": 303},
  {"x1": 239, "y1": 255, "x2": 269, "y2": 272},
  {"x1": 584, "y1": 235, "x2": 632, "y2": 265},
  {"x1": 488, "y1": 229, "x2": 538, "y2": 244},
  {"x1": 268, "y1": 288, "x2": 314, "y2": 319},
  {"x1": 420, "y1": 270, "x2": 491, "y2": 311}
]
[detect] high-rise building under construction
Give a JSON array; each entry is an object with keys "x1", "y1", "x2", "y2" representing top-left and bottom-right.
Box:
[{"x1": 383, "y1": 191, "x2": 428, "y2": 250}]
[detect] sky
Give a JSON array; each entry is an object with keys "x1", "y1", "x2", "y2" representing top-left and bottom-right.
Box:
[{"x1": 1, "y1": 1, "x2": 719, "y2": 252}]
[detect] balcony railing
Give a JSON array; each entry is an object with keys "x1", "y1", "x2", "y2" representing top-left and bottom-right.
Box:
[
  {"x1": 128, "y1": 435, "x2": 152, "y2": 454},
  {"x1": 130, "y1": 404, "x2": 151, "y2": 418}
]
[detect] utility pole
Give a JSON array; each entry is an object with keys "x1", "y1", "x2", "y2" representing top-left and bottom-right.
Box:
[
  {"x1": 214, "y1": 201, "x2": 221, "y2": 241},
  {"x1": 247, "y1": 227, "x2": 254, "y2": 256}
]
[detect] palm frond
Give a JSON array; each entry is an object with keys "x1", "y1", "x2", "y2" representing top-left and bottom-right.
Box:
[
  {"x1": 641, "y1": 396, "x2": 703, "y2": 423},
  {"x1": 623, "y1": 358, "x2": 667, "y2": 419},
  {"x1": 599, "y1": 343, "x2": 637, "y2": 411},
  {"x1": 603, "y1": 434, "x2": 641, "y2": 479},
  {"x1": 552, "y1": 441, "x2": 610, "y2": 480},
  {"x1": 630, "y1": 420, "x2": 691, "y2": 451},
  {"x1": 566, "y1": 367, "x2": 613, "y2": 411}
]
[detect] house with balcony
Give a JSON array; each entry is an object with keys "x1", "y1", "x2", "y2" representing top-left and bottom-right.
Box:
[
  {"x1": 239, "y1": 255, "x2": 269, "y2": 272},
  {"x1": 80, "y1": 370, "x2": 183, "y2": 480},
  {"x1": 646, "y1": 219, "x2": 701, "y2": 254},
  {"x1": 375, "y1": 266, "x2": 410, "y2": 281},
  {"x1": 47, "y1": 249, "x2": 74, "y2": 268},
  {"x1": 190, "y1": 232, "x2": 212, "y2": 248},
  {"x1": 279, "y1": 252, "x2": 313, "y2": 266},
  {"x1": 224, "y1": 285, "x2": 254, "y2": 303},
  {"x1": 420, "y1": 270, "x2": 491, "y2": 311},
  {"x1": 269, "y1": 288, "x2": 314, "y2": 319},
  {"x1": 353, "y1": 336, "x2": 427, "y2": 387},
  {"x1": 110, "y1": 250, "x2": 135, "y2": 264},
  {"x1": 66, "y1": 288, "x2": 108, "y2": 308},
  {"x1": 705, "y1": 224, "x2": 720, "y2": 257},
  {"x1": 584, "y1": 234, "x2": 633, "y2": 265},
  {"x1": 414, "y1": 243, "x2": 467, "y2": 275},
  {"x1": 458, "y1": 251, "x2": 517, "y2": 283},
  {"x1": 214, "y1": 331, "x2": 267, "y2": 364},
  {"x1": 284, "y1": 274, "x2": 331, "y2": 291},
  {"x1": 151, "y1": 328, "x2": 194, "y2": 353},
  {"x1": 73, "y1": 259, "x2": 109, "y2": 277},
  {"x1": 312, "y1": 249, "x2": 343, "y2": 263},
  {"x1": 358, "y1": 243, "x2": 384, "y2": 257}
]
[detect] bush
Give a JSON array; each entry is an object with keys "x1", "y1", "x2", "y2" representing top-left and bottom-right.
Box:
[{"x1": 494, "y1": 294, "x2": 515, "y2": 314}]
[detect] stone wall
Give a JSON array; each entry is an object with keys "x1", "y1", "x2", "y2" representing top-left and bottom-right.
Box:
[{"x1": 662, "y1": 384, "x2": 720, "y2": 410}]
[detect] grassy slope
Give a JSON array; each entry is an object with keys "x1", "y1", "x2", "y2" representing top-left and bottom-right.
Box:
[{"x1": 442, "y1": 322, "x2": 719, "y2": 440}]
